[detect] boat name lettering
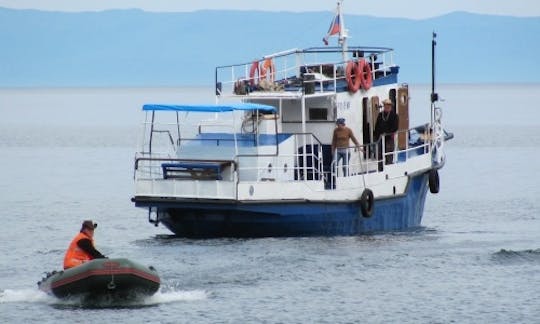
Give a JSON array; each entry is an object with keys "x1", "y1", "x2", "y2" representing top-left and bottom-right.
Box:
[{"x1": 337, "y1": 101, "x2": 351, "y2": 110}]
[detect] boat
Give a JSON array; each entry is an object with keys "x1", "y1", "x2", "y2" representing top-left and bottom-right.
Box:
[
  {"x1": 131, "y1": 1, "x2": 453, "y2": 237},
  {"x1": 37, "y1": 258, "x2": 160, "y2": 300}
]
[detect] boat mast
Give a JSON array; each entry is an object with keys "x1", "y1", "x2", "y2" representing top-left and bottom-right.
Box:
[
  {"x1": 337, "y1": 0, "x2": 348, "y2": 62},
  {"x1": 430, "y1": 31, "x2": 438, "y2": 133},
  {"x1": 431, "y1": 32, "x2": 438, "y2": 104}
]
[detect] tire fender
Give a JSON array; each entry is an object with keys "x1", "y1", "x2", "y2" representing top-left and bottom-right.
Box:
[
  {"x1": 359, "y1": 188, "x2": 374, "y2": 218},
  {"x1": 428, "y1": 169, "x2": 440, "y2": 194}
]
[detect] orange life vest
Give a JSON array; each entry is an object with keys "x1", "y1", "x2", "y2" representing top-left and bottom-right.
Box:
[{"x1": 63, "y1": 232, "x2": 95, "y2": 269}]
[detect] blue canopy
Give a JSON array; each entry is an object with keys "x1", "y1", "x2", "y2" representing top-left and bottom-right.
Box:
[{"x1": 143, "y1": 103, "x2": 276, "y2": 113}]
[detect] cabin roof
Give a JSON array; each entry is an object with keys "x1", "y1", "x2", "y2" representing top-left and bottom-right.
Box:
[{"x1": 142, "y1": 103, "x2": 276, "y2": 113}]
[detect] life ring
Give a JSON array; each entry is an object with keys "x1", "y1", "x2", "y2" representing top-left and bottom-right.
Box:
[
  {"x1": 428, "y1": 169, "x2": 440, "y2": 194},
  {"x1": 345, "y1": 60, "x2": 362, "y2": 92},
  {"x1": 260, "y1": 58, "x2": 275, "y2": 82},
  {"x1": 359, "y1": 188, "x2": 374, "y2": 218},
  {"x1": 359, "y1": 59, "x2": 373, "y2": 90},
  {"x1": 249, "y1": 61, "x2": 260, "y2": 87}
]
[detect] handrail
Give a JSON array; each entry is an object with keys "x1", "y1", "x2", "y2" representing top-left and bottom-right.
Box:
[
  {"x1": 216, "y1": 46, "x2": 394, "y2": 69},
  {"x1": 135, "y1": 125, "x2": 433, "y2": 188},
  {"x1": 217, "y1": 46, "x2": 398, "y2": 97}
]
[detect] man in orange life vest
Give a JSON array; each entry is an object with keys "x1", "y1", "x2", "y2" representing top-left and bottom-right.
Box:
[{"x1": 63, "y1": 220, "x2": 106, "y2": 269}]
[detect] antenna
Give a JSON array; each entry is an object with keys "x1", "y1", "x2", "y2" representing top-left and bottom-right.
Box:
[
  {"x1": 431, "y1": 31, "x2": 438, "y2": 103},
  {"x1": 337, "y1": 0, "x2": 348, "y2": 61}
]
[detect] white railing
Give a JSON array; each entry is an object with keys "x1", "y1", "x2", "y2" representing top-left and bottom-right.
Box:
[
  {"x1": 328, "y1": 125, "x2": 432, "y2": 186},
  {"x1": 134, "y1": 124, "x2": 432, "y2": 199},
  {"x1": 216, "y1": 47, "x2": 399, "y2": 97}
]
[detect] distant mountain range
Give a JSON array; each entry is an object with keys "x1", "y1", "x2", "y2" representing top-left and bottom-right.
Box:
[{"x1": 1, "y1": 8, "x2": 539, "y2": 87}]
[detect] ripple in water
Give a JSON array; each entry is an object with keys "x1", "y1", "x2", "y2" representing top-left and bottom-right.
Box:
[{"x1": 491, "y1": 248, "x2": 540, "y2": 264}]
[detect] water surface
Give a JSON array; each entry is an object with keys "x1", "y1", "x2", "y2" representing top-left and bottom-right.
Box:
[{"x1": 1, "y1": 84, "x2": 539, "y2": 323}]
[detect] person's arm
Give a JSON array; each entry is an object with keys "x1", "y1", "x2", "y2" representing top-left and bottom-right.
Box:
[
  {"x1": 349, "y1": 129, "x2": 360, "y2": 148},
  {"x1": 77, "y1": 238, "x2": 106, "y2": 259},
  {"x1": 331, "y1": 128, "x2": 337, "y2": 152}
]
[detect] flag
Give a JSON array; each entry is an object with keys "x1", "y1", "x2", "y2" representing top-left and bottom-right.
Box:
[{"x1": 323, "y1": 14, "x2": 340, "y2": 45}]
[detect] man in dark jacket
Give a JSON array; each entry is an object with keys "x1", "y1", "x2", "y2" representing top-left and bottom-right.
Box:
[{"x1": 374, "y1": 99, "x2": 399, "y2": 167}]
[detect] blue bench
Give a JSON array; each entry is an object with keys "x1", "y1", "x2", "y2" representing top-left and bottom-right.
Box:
[{"x1": 161, "y1": 162, "x2": 228, "y2": 180}]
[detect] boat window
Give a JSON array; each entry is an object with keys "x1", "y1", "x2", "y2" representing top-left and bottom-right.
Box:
[{"x1": 309, "y1": 108, "x2": 328, "y2": 121}]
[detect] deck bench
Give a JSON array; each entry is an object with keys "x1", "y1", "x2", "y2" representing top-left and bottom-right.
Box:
[{"x1": 161, "y1": 161, "x2": 229, "y2": 180}]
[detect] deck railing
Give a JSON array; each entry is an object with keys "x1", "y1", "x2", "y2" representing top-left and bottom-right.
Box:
[
  {"x1": 329, "y1": 124, "x2": 433, "y2": 181},
  {"x1": 134, "y1": 123, "x2": 433, "y2": 199},
  {"x1": 216, "y1": 46, "x2": 398, "y2": 97}
]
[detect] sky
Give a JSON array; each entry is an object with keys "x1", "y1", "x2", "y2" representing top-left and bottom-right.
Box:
[{"x1": 0, "y1": 0, "x2": 539, "y2": 19}]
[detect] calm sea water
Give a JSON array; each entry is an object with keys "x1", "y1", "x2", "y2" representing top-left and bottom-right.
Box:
[{"x1": 1, "y1": 84, "x2": 540, "y2": 323}]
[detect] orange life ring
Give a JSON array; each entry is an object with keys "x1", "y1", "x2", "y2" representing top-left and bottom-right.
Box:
[
  {"x1": 260, "y1": 58, "x2": 275, "y2": 82},
  {"x1": 345, "y1": 60, "x2": 361, "y2": 92},
  {"x1": 249, "y1": 61, "x2": 259, "y2": 87},
  {"x1": 359, "y1": 59, "x2": 373, "y2": 90}
]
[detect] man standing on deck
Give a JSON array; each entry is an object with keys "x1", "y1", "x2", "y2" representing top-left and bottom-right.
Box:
[
  {"x1": 374, "y1": 98, "x2": 399, "y2": 168},
  {"x1": 332, "y1": 118, "x2": 361, "y2": 176},
  {"x1": 63, "y1": 220, "x2": 106, "y2": 269}
]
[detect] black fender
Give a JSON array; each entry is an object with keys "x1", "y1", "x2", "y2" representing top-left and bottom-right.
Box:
[
  {"x1": 428, "y1": 169, "x2": 440, "y2": 194},
  {"x1": 359, "y1": 188, "x2": 374, "y2": 218}
]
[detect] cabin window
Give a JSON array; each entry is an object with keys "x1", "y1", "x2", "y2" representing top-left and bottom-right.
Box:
[{"x1": 309, "y1": 108, "x2": 328, "y2": 121}]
